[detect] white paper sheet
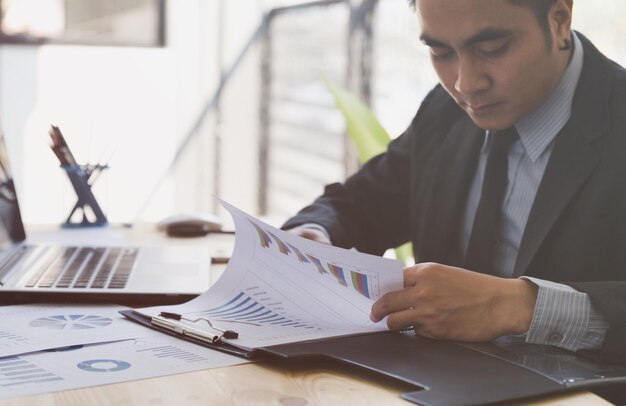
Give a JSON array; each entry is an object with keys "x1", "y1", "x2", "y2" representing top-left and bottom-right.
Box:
[
  {"x1": 0, "y1": 334, "x2": 250, "y2": 400},
  {"x1": 138, "y1": 200, "x2": 403, "y2": 351},
  {"x1": 0, "y1": 304, "x2": 151, "y2": 357}
]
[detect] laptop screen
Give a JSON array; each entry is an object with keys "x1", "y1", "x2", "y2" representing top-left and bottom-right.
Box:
[{"x1": 0, "y1": 132, "x2": 26, "y2": 247}]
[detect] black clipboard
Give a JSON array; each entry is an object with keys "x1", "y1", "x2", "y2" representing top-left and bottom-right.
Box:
[
  {"x1": 120, "y1": 309, "x2": 256, "y2": 359},
  {"x1": 121, "y1": 309, "x2": 626, "y2": 405}
]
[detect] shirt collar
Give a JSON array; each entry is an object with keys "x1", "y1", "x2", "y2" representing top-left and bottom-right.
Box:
[{"x1": 513, "y1": 32, "x2": 584, "y2": 162}]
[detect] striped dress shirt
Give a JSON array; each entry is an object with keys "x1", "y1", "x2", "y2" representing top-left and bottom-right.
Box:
[{"x1": 459, "y1": 32, "x2": 608, "y2": 350}]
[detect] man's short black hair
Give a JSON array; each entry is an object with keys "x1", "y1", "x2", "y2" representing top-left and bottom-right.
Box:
[
  {"x1": 507, "y1": 0, "x2": 558, "y2": 38},
  {"x1": 408, "y1": 0, "x2": 558, "y2": 46}
]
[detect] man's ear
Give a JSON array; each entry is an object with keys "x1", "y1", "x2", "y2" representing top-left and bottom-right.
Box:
[{"x1": 549, "y1": 0, "x2": 573, "y2": 49}]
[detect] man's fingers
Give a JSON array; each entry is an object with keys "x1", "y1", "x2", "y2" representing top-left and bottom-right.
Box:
[
  {"x1": 403, "y1": 263, "x2": 434, "y2": 287},
  {"x1": 287, "y1": 227, "x2": 331, "y2": 244},
  {"x1": 403, "y1": 262, "x2": 445, "y2": 287},
  {"x1": 370, "y1": 289, "x2": 416, "y2": 322},
  {"x1": 403, "y1": 267, "x2": 415, "y2": 288},
  {"x1": 385, "y1": 308, "x2": 419, "y2": 331},
  {"x1": 298, "y1": 230, "x2": 330, "y2": 244}
]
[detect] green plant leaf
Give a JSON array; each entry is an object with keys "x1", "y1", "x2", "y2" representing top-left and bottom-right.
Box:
[
  {"x1": 393, "y1": 242, "x2": 414, "y2": 266},
  {"x1": 323, "y1": 77, "x2": 391, "y2": 163}
]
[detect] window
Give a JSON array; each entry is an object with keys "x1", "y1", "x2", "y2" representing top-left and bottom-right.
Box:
[{"x1": 0, "y1": 0, "x2": 165, "y2": 47}]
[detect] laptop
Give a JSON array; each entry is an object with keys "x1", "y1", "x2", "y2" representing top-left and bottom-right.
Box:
[{"x1": 0, "y1": 131, "x2": 212, "y2": 305}]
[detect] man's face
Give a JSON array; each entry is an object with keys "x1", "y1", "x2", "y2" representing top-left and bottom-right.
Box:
[{"x1": 417, "y1": 0, "x2": 569, "y2": 130}]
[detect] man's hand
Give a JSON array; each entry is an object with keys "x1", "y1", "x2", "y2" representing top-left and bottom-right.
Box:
[
  {"x1": 286, "y1": 225, "x2": 331, "y2": 244},
  {"x1": 370, "y1": 263, "x2": 539, "y2": 342}
]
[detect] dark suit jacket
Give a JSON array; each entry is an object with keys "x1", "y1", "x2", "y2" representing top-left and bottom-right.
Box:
[{"x1": 283, "y1": 34, "x2": 626, "y2": 361}]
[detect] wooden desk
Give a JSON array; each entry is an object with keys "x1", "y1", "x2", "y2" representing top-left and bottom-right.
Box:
[
  {"x1": 1, "y1": 225, "x2": 611, "y2": 406},
  {"x1": 0, "y1": 362, "x2": 609, "y2": 406}
]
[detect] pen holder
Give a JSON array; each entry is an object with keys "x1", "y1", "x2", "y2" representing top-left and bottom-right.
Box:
[{"x1": 61, "y1": 164, "x2": 108, "y2": 228}]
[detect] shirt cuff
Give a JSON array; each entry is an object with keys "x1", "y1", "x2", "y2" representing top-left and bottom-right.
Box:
[{"x1": 520, "y1": 277, "x2": 609, "y2": 351}]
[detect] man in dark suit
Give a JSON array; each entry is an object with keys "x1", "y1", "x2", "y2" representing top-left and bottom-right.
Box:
[{"x1": 283, "y1": 0, "x2": 626, "y2": 362}]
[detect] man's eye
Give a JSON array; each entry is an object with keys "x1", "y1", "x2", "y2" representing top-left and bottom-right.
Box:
[
  {"x1": 475, "y1": 41, "x2": 509, "y2": 57},
  {"x1": 429, "y1": 47, "x2": 454, "y2": 60}
]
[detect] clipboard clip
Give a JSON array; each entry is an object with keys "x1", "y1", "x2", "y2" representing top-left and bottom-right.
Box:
[{"x1": 151, "y1": 312, "x2": 239, "y2": 344}]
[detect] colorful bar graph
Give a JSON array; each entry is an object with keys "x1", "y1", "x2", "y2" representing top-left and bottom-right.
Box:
[
  {"x1": 249, "y1": 220, "x2": 272, "y2": 248},
  {"x1": 287, "y1": 244, "x2": 309, "y2": 263},
  {"x1": 327, "y1": 264, "x2": 347, "y2": 286},
  {"x1": 268, "y1": 232, "x2": 291, "y2": 255},
  {"x1": 306, "y1": 254, "x2": 327, "y2": 274},
  {"x1": 351, "y1": 271, "x2": 371, "y2": 299},
  {"x1": 244, "y1": 220, "x2": 376, "y2": 298}
]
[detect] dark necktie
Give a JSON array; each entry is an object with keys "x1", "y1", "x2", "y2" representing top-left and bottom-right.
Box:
[{"x1": 464, "y1": 127, "x2": 518, "y2": 275}]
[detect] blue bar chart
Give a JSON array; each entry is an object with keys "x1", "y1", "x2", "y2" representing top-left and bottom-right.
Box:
[
  {"x1": 0, "y1": 331, "x2": 27, "y2": 343},
  {"x1": 136, "y1": 345, "x2": 209, "y2": 363},
  {"x1": 194, "y1": 290, "x2": 316, "y2": 329},
  {"x1": 0, "y1": 356, "x2": 63, "y2": 388}
]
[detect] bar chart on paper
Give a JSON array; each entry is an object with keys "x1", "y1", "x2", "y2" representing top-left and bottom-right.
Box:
[
  {"x1": 172, "y1": 261, "x2": 387, "y2": 351},
  {"x1": 0, "y1": 356, "x2": 64, "y2": 388},
  {"x1": 182, "y1": 272, "x2": 339, "y2": 350},
  {"x1": 249, "y1": 219, "x2": 379, "y2": 300},
  {"x1": 0, "y1": 331, "x2": 29, "y2": 352},
  {"x1": 194, "y1": 290, "x2": 317, "y2": 329},
  {"x1": 135, "y1": 199, "x2": 403, "y2": 351},
  {"x1": 136, "y1": 344, "x2": 210, "y2": 363}
]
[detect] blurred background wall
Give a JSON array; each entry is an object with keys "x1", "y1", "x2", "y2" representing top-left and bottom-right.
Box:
[{"x1": 0, "y1": 0, "x2": 623, "y2": 227}]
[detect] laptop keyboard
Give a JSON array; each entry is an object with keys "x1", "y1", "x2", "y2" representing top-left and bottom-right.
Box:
[{"x1": 24, "y1": 246, "x2": 138, "y2": 289}]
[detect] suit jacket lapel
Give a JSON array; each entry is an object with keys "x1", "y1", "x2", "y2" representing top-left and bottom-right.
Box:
[
  {"x1": 419, "y1": 118, "x2": 484, "y2": 266},
  {"x1": 513, "y1": 34, "x2": 613, "y2": 277}
]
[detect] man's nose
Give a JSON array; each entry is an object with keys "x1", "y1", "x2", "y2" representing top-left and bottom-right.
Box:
[{"x1": 454, "y1": 58, "x2": 490, "y2": 96}]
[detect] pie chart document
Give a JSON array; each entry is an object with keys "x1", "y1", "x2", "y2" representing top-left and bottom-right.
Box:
[{"x1": 0, "y1": 304, "x2": 152, "y2": 357}]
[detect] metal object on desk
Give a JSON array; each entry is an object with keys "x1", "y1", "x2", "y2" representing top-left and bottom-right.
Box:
[
  {"x1": 48, "y1": 125, "x2": 109, "y2": 228},
  {"x1": 151, "y1": 311, "x2": 239, "y2": 344},
  {"x1": 61, "y1": 164, "x2": 109, "y2": 228}
]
